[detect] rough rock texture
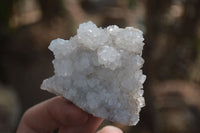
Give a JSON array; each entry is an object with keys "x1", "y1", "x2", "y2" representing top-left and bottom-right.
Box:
[{"x1": 41, "y1": 21, "x2": 146, "y2": 125}]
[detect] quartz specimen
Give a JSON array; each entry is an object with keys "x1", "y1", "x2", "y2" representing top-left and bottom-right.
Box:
[{"x1": 41, "y1": 21, "x2": 146, "y2": 126}]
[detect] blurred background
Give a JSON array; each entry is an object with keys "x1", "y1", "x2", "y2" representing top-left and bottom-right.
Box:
[{"x1": 0, "y1": 0, "x2": 200, "y2": 133}]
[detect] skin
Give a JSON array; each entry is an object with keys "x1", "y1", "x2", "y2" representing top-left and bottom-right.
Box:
[{"x1": 17, "y1": 96, "x2": 123, "y2": 133}]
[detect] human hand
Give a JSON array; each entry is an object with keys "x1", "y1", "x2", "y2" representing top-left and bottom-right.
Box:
[{"x1": 17, "y1": 96, "x2": 123, "y2": 133}]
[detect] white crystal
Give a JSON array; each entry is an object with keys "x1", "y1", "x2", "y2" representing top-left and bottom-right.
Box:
[
  {"x1": 49, "y1": 38, "x2": 76, "y2": 59},
  {"x1": 41, "y1": 21, "x2": 146, "y2": 126},
  {"x1": 97, "y1": 45, "x2": 121, "y2": 70},
  {"x1": 77, "y1": 21, "x2": 109, "y2": 50}
]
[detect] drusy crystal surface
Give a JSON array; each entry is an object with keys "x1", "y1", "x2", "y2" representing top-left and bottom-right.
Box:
[{"x1": 41, "y1": 21, "x2": 146, "y2": 125}]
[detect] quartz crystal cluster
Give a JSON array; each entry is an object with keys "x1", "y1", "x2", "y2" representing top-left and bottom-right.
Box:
[{"x1": 41, "y1": 21, "x2": 146, "y2": 126}]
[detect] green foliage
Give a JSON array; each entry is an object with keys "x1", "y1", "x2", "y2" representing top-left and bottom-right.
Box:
[
  {"x1": 0, "y1": 0, "x2": 14, "y2": 28},
  {"x1": 126, "y1": 0, "x2": 137, "y2": 9}
]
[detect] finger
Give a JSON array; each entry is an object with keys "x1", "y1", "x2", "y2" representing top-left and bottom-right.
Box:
[
  {"x1": 97, "y1": 126, "x2": 123, "y2": 133},
  {"x1": 17, "y1": 96, "x2": 89, "y2": 133},
  {"x1": 59, "y1": 115, "x2": 103, "y2": 133}
]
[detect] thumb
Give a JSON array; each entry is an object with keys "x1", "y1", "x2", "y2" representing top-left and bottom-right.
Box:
[{"x1": 97, "y1": 126, "x2": 123, "y2": 133}]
